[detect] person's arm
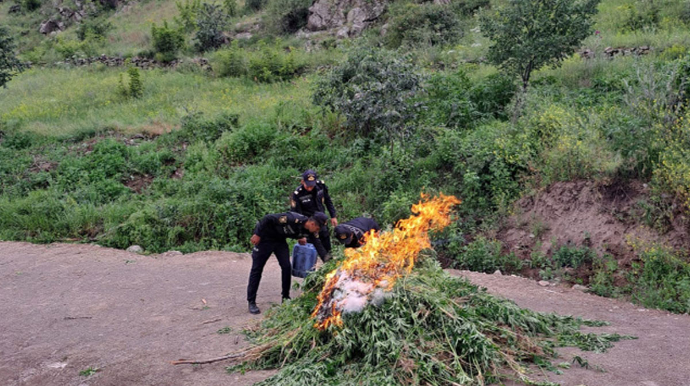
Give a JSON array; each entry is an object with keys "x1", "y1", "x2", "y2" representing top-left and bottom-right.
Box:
[
  {"x1": 253, "y1": 214, "x2": 278, "y2": 238},
  {"x1": 311, "y1": 235, "x2": 328, "y2": 259},
  {"x1": 370, "y1": 218, "x2": 380, "y2": 232},
  {"x1": 290, "y1": 191, "x2": 303, "y2": 214},
  {"x1": 321, "y1": 183, "x2": 337, "y2": 221}
]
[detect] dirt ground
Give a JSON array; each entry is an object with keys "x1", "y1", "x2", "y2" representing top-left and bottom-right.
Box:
[{"x1": 2, "y1": 242, "x2": 690, "y2": 386}]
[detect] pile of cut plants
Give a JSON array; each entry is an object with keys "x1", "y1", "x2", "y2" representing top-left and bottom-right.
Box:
[{"x1": 180, "y1": 195, "x2": 633, "y2": 385}]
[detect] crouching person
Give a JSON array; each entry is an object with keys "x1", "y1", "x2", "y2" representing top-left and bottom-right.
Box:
[
  {"x1": 247, "y1": 212, "x2": 329, "y2": 314},
  {"x1": 333, "y1": 217, "x2": 380, "y2": 248}
]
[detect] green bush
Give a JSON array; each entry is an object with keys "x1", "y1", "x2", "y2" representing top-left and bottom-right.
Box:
[
  {"x1": 451, "y1": 0, "x2": 490, "y2": 16},
  {"x1": 425, "y1": 70, "x2": 516, "y2": 129},
  {"x1": 245, "y1": 0, "x2": 266, "y2": 12},
  {"x1": 630, "y1": 245, "x2": 690, "y2": 314},
  {"x1": 247, "y1": 42, "x2": 303, "y2": 82},
  {"x1": 22, "y1": 0, "x2": 42, "y2": 12},
  {"x1": 195, "y1": 3, "x2": 228, "y2": 52},
  {"x1": 386, "y1": 3, "x2": 463, "y2": 48},
  {"x1": 454, "y1": 236, "x2": 523, "y2": 273},
  {"x1": 216, "y1": 41, "x2": 247, "y2": 77},
  {"x1": 224, "y1": 0, "x2": 239, "y2": 17},
  {"x1": 116, "y1": 68, "x2": 144, "y2": 99},
  {"x1": 433, "y1": 122, "x2": 531, "y2": 213},
  {"x1": 174, "y1": 112, "x2": 239, "y2": 143},
  {"x1": 552, "y1": 245, "x2": 596, "y2": 269},
  {"x1": 313, "y1": 47, "x2": 424, "y2": 141},
  {"x1": 617, "y1": 1, "x2": 660, "y2": 32},
  {"x1": 175, "y1": 0, "x2": 202, "y2": 32},
  {"x1": 151, "y1": 21, "x2": 185, "y2": 62},
  {"x1": 76, "y1": 19, "x2": 114, "y2": 41},
  {"x1": 680, "y1": 1, "x2": 690, "y2": 25},
  {"x1": 215, "y1": 121, "x2": 277, "y2": 165},
  {"x1": 589, "y1": 255, "x2": 619, "y2": 297},
  {"x1": 266, "y1": 0, "x2": 311, "y2": 34}
]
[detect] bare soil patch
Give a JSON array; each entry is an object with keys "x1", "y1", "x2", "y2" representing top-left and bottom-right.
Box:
[
  {"x1": 3, "y1": 242, "x2": 690, "y2": 386},
  {"x1": 497, "y1": 180, "x2": 690, "y2": 281},
  {"x1": 0, "y1": 242, "x2": 276, "y2": 386}
]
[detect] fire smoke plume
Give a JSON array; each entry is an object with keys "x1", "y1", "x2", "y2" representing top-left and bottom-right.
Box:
[{"x1": 312, "y1": 193, "x2": 461, "y2": 330}]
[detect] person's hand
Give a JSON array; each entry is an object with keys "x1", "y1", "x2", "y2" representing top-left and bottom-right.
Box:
[
  {"x1": 298, "y1": 238, "x2": 307, "y2": 245},
  {"x1": 250, "y1": 234, "x2": 261, "y2": 245},
  {"x1": 331, "y1": 217, "x2": 338, "y2": 227}
]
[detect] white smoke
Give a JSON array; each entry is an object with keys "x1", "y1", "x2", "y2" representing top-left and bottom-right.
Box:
[{"x1": 328, "y1": 272, "x2": 391, "y2": 315}]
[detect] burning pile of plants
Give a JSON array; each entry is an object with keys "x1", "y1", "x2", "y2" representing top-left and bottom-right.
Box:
[{"x1": 209, "y1": 195, "x2": 630, "y2": 385}]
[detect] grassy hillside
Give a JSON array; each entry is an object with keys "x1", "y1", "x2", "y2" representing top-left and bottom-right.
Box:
[
  {"x1": 2, "y1": 0, "x2": 690, "y2": 316},
  {"x1": 0, "y1": 66, "x2": 313, "y2": 136}
]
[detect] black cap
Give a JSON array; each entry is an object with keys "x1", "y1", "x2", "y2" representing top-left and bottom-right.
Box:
[
  {"x1": 302, "y1": 169, "x2": 317, "y2": 187},
  {"x1": 334, "y1": 225, "x2": 354, "y2": 245},
  {"x1": 311, "y1": 212, "x2": 328, "y2": 228}
]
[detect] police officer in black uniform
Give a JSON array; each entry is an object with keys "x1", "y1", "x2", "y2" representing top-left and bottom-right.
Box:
[
  {"x1": 290, "y1": 170, "x2": 337, "y2": 261},
  {"x1": 247, "y1": 211, "x2": 328, "y2": 314},
  {"x1": 334, "y1": 217, "x2": 380, "y2": 248}
]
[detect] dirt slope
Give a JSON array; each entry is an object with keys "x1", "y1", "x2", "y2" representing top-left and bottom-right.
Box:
[
  {"x1": 498, "y1": 180, "x2": 690, "y2": 267},
  {"x1": 449, "y1": 270, "x2": 690, "y2": 386},
  {"x1": 2, "y1": 242, "x2": 690, "y2": 386}
]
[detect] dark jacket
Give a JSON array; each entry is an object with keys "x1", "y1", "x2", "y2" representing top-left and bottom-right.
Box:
[
  {"x1": 335, "y1": 217, "x2": 380, "y2": 248},
  {"x1": 253, "y1": 212, "x2": 315, "y2": 242},
  {"x1": 253, "y1": 212, "x2": 328, "y2": 258},
  {"x1": 290, "y1": 180, "x2": 337, "y2": 219}
]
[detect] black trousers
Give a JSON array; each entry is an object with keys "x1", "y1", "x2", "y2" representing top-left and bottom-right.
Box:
[
  {"x1": 307, "y1": 226, "x2": 331, "y2": 261},
  {"x1": 246, "y1": 240, "x2": 291, "y2": 303}
]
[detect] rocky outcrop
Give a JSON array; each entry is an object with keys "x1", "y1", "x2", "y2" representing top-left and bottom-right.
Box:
[
  {"x1": 307, "y1": 0, "x2": 386, "y2": 38},
  {"x1": 57, "y1": 54, "x2": 212, "y2": 71},
  {"x1": 39, "y1": 20, "x2": 65, "y2": 34},
  {"x1": 579, "y1": 46, "x2": 652, "y2": 59},
  {"x1": 36, "y1": 0, "x2": 110, "y2": 35}
]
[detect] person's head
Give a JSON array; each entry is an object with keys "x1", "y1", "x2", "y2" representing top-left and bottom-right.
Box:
[
  {"x1": 305, "y1": 212, "x2": 328, "y2": 233},
  {"x1": 301, "y1": 169, "x2": 318, "y2": 191},
  {"x1": 334, "y1": 225, "x2": 354, "y2": 245}
]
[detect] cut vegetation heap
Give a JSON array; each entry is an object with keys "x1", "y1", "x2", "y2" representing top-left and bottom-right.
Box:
[{"x1": 175, "y1": 195, "x2": 632, "y2": 385}]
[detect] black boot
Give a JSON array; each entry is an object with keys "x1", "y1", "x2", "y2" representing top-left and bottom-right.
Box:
[{"x1": 248, "y1": 302, "x2": 260, "y2": 314}]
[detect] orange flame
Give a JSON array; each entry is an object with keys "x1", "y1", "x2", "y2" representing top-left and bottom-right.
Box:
[{"x1": 312, "y1": 193, "x2": 461, "y2": 330}]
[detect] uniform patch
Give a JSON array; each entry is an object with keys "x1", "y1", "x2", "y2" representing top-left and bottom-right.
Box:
[
  {"x1": 279, "y1": 216, "x2": 287, "y2": 224},
  {"x1": 339, "y1": 234, "x2": 347, "y2": 239},
  {"x1": 307, "y1": 175, "x2": 315, "y2": 181}
]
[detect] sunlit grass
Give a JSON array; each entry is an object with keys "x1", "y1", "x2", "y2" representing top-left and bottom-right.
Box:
[{"x1": 0, "y1": 66, "x2": 313, "y2": 136}]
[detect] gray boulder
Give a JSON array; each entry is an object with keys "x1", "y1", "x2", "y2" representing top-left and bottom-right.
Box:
[
  {"x1": 39, "y1": 20, "x2": 65, "y2": 35},
  {"x1": 126, "y1": 245, "x2": 144, "y2": 254},
  {"x1": 307, "y1": 0, "x2": 386, "y2": 36}
]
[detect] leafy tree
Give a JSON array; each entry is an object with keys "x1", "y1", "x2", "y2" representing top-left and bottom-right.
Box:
[
  {"x1": 195, "y1": 3, "x2": 228, "y2": 52},
  {"x1": 223, "y1": 0, "x2": 238, "y2": 17},
  {"x1": 127, "y1": 67, "x2": 144, "y2": 98},
  {"x1": 480, "y1": 0, "x2": 600, "y2": 93},
  {"x1": 175, "y1": 0, "x2": 202, "y2": 33},
  {"x1": 151, "y1": 21, "x2": 185, "y2": 62},
  {"x1": 313, "y1": 47, "x2": 424, "y2": 143},
  {"x1": 385, "y1": 3, "x2": 462, "y2": 48},
  {"x1": 0, "y1": 27, "x2": 25, "y2": 89}
]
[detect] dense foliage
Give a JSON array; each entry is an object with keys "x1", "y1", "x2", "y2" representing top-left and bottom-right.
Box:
[
  {"x1": 313, "y1": 47, "x2": 424, "y2": 142},
  {"x1": 0, "y1": 26, "x2": 25, "y2": 88},
  {"x1": 480, "y1": 0, "x2": 600, "y2": 91},
  {"x1": 229, "y1": 257, "x2": 630, "y2": 385},
  {"x1": 2, "y1": 0, "x2": 690, "y2": 321}
]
